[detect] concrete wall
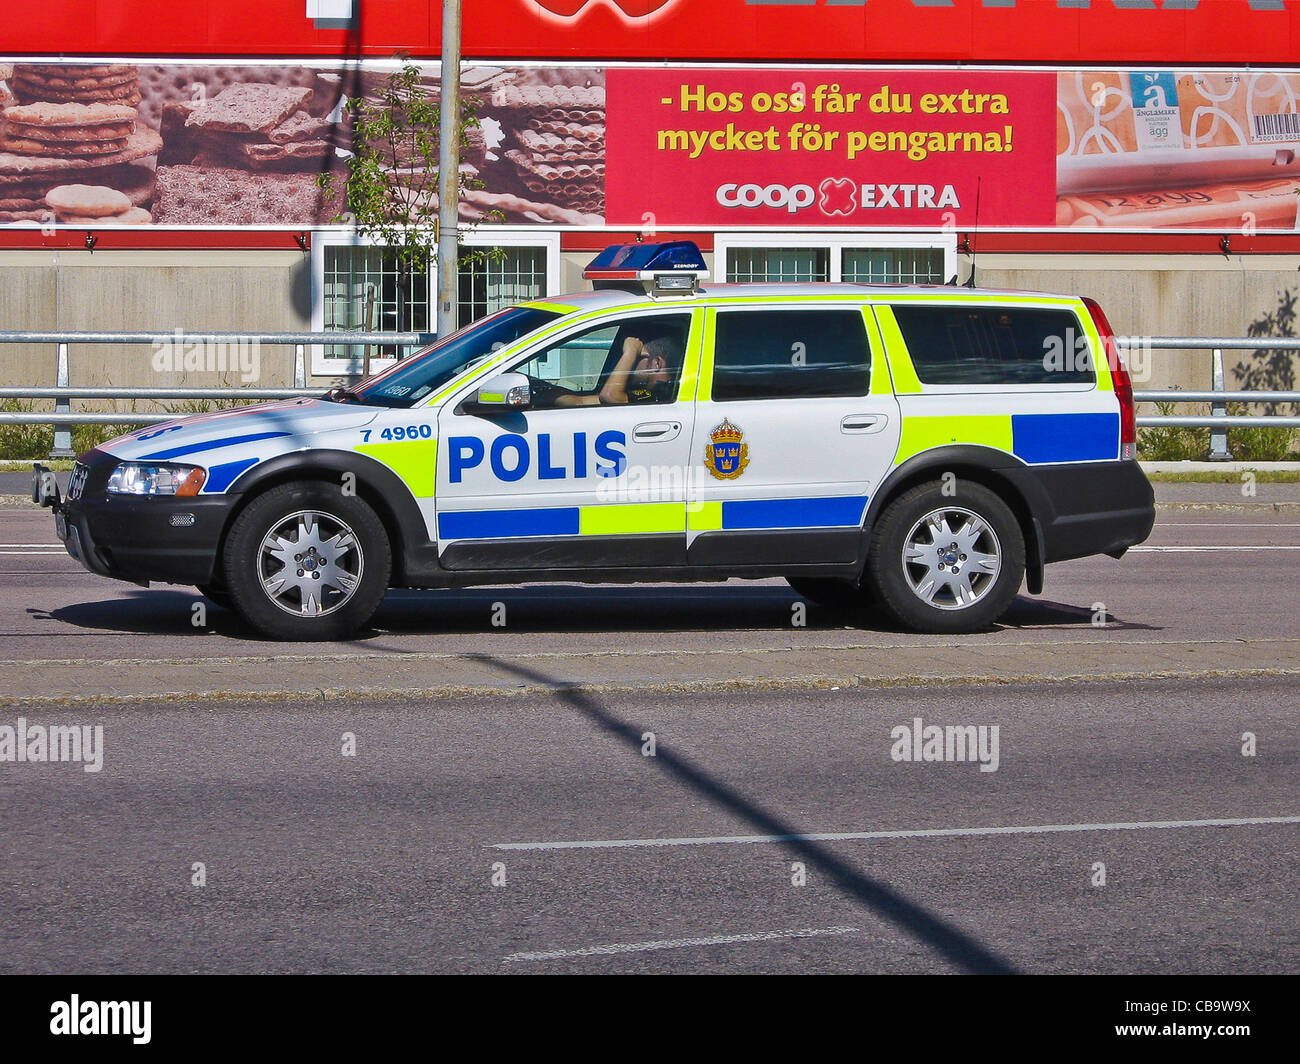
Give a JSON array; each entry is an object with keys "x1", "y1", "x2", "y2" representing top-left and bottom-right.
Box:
[{"x1": 3, "y1": 248, "x2": 1298, "y2": 406}]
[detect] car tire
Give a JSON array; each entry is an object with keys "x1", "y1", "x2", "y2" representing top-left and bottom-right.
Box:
[
  {"x1": 786, "y1": 576, "x2": 872, "y2": 611},
  {"x1": 196, "y1": 583, "x2": 233, "y2": 609},
  {"x1": 866, "y1": 481, "x2": 1024, "y2": 634},
  {"x1": 221, "y1": 481, "x2": 391, "y2": 641}
]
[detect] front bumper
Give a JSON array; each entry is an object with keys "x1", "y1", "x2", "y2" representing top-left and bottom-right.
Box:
[{"x1": 47, "y1": 451, "x2": 236, "y2": 586}]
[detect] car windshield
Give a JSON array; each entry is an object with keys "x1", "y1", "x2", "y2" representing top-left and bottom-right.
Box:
[{"x1": 342, "y1": 306, "x2": 563, "y2": 409}]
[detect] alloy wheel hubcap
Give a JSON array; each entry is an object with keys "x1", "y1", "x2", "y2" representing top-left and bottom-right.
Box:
[
  {"x1": 901, "y1": 507, "x2": 1001, "y2": 611},
  {"x1": 257, "y1": 510, "x2": 363, "y2": 617}
]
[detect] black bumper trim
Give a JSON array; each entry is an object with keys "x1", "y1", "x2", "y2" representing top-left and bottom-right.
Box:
[{"x1": 59, "y1": 492, "x2": 237, "y2": 586}]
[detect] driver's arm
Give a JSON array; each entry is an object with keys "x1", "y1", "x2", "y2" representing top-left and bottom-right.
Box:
[
  {"x1": 597, "y1": 336, "x2": 643, "y2": 405},
  {"x1": 552, "y1": 391, "x2": 601, "y2": 407}
]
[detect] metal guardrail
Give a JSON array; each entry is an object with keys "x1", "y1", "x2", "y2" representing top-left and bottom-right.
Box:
[
  {"x1": 0, "y1": 330, "x2": 1296, "y2": 461},
  {"x1": 0, "y1": 331, "x2": 427, "y2": 456},
  {"x1": 1117, "y1": 337, "x2": 1300, "y2": 459}
]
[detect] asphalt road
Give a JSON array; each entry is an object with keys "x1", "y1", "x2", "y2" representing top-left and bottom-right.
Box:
[
  {"x1": 0, "y1": 678, "x2": 1295, "y2": 974},
  {"x1": 0, "y1": 504, "x2": 1296, "y2": 973}
]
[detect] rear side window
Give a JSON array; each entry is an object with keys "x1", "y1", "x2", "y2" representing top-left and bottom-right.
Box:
[
  {"x1": 712, "y1": 309, "x2": 870, "y2": 401},
  {"x1": 890, "y1": 305, "x2": 1095, "y2": 385}
]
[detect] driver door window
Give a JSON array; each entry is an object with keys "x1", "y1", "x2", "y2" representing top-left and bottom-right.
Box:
[
  {"x1": 514, "y1": 314, "x2": 692, "y2": 408},
  {"x1": 520, "y1": 323, "x2": 620, "y2": 402}
]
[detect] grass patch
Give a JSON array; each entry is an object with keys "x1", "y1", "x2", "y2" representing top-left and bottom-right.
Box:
[{"x1": 1146, "y1": 470, "x2": 1300, "y2": 483}]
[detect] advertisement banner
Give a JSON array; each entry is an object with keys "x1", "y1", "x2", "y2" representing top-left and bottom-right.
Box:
[
  {"x1": 0, "y1": 61, "x2": 606, "y2": 228},
  {"x1": 3, "y1": 1, "x2": 1300, "y2": 66},
  {"x1": 3, "y1": 59, "x2": 1300, "y2": 231},
  {"x1": 605, "y1": 68, "x2": 1057, "y2": 228}
]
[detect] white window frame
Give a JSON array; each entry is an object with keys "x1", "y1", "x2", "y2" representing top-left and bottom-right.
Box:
[
  {"x1": 310, "y1": 228, "x2": 561, "y2": 376},
  {"x1": 713, "y1": 232, "x2": 957, "y2": 285}
]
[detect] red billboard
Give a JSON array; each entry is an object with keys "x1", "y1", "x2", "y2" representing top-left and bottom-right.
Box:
[
  {"x1": 605, "y1": 69, "x2": 1057, "y2": 228},
  {"x1": 3, "y1": 1, "x2": 1300, "y2": 65}
]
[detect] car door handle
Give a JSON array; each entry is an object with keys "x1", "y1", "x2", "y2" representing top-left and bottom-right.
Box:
[
  {"x1": 634, "y1": 421, "x2": 682, "y2": 442},
  {"x1": 841, "y1": 414, "x2": 888, "y2": 434}
]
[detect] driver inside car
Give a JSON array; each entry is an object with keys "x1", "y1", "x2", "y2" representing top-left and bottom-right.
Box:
[{"x1": 533, "y1": 334, "x2": 682, "y2": 408}]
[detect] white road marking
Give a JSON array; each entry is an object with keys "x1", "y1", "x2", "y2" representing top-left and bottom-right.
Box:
[
  {"x1": 1131, "y1": 545, "x2": 1300, "y2": 552},
  {"x1": 0, "y1": 550, "x2": 67, "y2": 555},
  {"x1": 0, "y1": 544, "x2": 62, "y2": 547},
  {"x1": 1162, "y1": 523, "x2": 1300, "y2": 527},
  {"x1": 504, "y1": 925, "x2": 859, "y2": 963},
  {"x1": 492, "y1": 815, "x2": 1300, "y2": 852}
]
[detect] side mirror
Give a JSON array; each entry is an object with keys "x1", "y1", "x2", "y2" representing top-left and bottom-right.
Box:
[{"x1": 472, "y1": 372, "x2": 531, "y2": 410}]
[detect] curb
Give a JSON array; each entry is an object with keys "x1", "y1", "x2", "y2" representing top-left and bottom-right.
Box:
[{"x1": 3, "y1": 665, "x2": 1298, "y2": 709}]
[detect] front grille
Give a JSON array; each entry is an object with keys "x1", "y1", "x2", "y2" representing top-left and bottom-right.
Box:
[{"x1": 68, "y1": 462, "x2": 88, "y2": 500}]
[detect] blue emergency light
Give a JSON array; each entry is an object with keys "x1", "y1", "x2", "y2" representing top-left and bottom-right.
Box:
[{"x1": 583, "y1": 241, "x2": 709, "y2": 294}]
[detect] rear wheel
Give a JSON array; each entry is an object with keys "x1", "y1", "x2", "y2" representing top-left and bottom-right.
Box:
[
  {"x1": 222, "y1": 481, "x2": 391, "y2": 640},
  {"x1": 866, "y1": 481, "x2": 1024, "y2": 634}
]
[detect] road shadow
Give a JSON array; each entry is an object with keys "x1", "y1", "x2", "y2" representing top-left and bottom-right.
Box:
[
  {"x1": 999, "y1": 598, "x2": 1162, "y2": 632},
  {"x1": 32, "y1": 585, "x2": 1158, "y2": 640},
  {"x1": 479, "y1": 653, "x2": 1020, "y2": 974}
]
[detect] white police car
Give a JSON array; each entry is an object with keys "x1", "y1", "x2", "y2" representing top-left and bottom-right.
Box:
[{"x1": 36, "y1": 241, "x2": 1153, "y2": 640}]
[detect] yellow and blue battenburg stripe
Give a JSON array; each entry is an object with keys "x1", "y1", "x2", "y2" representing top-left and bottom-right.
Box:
[{"x1": 437, "y1": 495, "x2": 870, "y2": 540}]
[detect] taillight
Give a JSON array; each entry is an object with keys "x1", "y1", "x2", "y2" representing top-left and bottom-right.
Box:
[{"x1": 1083, "y1": 297, "x2": 1136, "y2": 460}]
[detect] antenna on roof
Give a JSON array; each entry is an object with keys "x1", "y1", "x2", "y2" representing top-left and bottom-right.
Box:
[{"x1": 963, "y1": 177, "x2": 982, "y2": 289}]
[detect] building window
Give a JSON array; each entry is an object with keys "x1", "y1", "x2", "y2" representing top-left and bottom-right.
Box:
[
  {"x1": 321, "y1": 244, "x2": 431, "y2": 361},
  {"x1": 312, "y1": 230, "x2": 560, "y2": 376},
  {"x1": 842, "y1": 247, "x2": 946, "y2": 285},
  {"x1": 458, "y1": 246, "x2": 549, "y2": 323},
  {"x1": 716, "y1": 234, "x2": 955, "y2": 286},
  {"x1": 726, "y1": 246, "x2": 830, "y2": 283}
]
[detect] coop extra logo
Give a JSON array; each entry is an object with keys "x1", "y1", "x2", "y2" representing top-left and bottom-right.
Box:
[
  {"x1": 529, "y1": 0, "x2": 684, "y2": 25},
  {"x1": 716, "y1": 178, "x2": 960, "y2": 216}
]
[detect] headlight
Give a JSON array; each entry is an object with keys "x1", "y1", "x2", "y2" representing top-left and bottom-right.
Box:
[{"x1": 106, "y1": 463, "x2": 207, "y2": 497}]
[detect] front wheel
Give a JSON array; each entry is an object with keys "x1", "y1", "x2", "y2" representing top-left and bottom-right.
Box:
[
  {"x1": 866, "y1": 481, "x2": 1024, "y2": 634},
  {"x1": 221, "y1": 481, "x2": 391, "y2": 640}
]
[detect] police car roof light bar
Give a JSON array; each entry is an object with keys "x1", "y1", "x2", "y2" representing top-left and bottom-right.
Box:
[{"x1": 583, "y1": 241, "x2": 709, "y2": 295}]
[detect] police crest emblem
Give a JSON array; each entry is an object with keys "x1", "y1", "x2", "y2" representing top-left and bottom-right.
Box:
[{"x1": 705, "y1": 418, "x2": 749, "y2": 480}]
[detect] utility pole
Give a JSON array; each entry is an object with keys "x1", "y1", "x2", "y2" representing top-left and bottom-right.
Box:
[{"x1": 436, "y1": 0, "x2": 461, "y2": 337}]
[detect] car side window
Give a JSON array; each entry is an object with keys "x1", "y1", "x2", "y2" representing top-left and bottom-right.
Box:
[
  {"x1": 514, "y1": 314, "x2": 692, "y2": 408},
  {"x1": 890, "y1": 305, "x2": 1096, "y2": 385},
  {"x1": 711, "y1": 309, "x2": 871, "y2": 401}
]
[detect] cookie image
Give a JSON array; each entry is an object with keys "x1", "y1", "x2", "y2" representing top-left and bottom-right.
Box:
[
  {"x1": 265, "y1": 111, "x2": 331, "y2": 145},
  {"x1": 185, "y1": 84, "x2": 313, "y2": 134},
  {"x1": 4, "y1": 102, "x2": 138, "y2": 127},
  {"x1": 57, "y1": 206, "x2": 152, "y2": 226},
  {"x1": 0, "y1": 194, "x2": 47, "y2": 212},
  {"x1": 5, "y1": 122, "x2": 136, "y2": 143},
  {"x1": 11, "y1": 64, "x2": 141, "y2": 107},
  {"x1": 153, "y1": 163, "x2": 343, "y2": 225},
  {"x1": 0, "y1": 127, "x2": 161, "y2": 173},
  {"x1": 45, "y1": 183, "x2": 133, "y2": 218},
  {"x1": 0, "y1": 136, "x2": 129, "y2": 156},
  {"x1": 479, "y1": 68, "x2": 606, "y2": 220},
  {"x1": 13, "y1": 68, "x2": 137, "y2": 91}
]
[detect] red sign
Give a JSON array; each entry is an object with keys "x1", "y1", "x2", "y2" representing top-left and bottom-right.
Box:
[
  {"x1": 606, "y1": 69, "x2": 1057, "y2": 228},
  {"x1": 2, "y1": 0, "x2": 1300, "y2": 64}
]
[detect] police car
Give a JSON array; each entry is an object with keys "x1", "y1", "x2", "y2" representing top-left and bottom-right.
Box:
[{"x1": 34, "y1": 241, "x2": 1154, "y2": 640}]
